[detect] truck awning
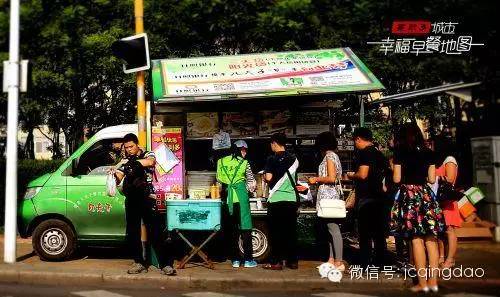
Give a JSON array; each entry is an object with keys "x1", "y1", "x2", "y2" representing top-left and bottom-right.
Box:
[
  {"x1": 151, "y1": 48, "x2": 384, "y2": 103},
  {"x1": 367, "y1": 82, "x2": 481, "y2": 107}
]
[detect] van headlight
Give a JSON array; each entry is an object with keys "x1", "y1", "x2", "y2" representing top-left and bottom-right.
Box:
[{"x1": 24, "y1": 187, "x2": 42, "y2": 200}]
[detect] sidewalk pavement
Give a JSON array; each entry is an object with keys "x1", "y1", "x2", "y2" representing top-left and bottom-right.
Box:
[{"x1": 0, "y1": 236, "x2": 499, "y2": 291}]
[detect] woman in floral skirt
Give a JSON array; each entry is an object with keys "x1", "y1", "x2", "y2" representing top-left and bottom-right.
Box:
[{"x1": 390, "y1": 123, "x2": 446, "y2": 293}]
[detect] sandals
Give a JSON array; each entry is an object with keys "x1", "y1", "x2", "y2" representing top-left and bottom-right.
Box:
[
  {"x1": 263, "y1": 263, "x2": 283, "y2": 270},
  {"x1": 334, "y1": 261, "x2": 346, "y2": 272},
  {"x1": 440, "y1": 258, "x2": 456, "y2": 269},
  {"x1": 438, "y1": 256, "x2": 445, "y2": 266},
  {"x1": 410, "y1": 285, "x2": 429, "y2": 293}
]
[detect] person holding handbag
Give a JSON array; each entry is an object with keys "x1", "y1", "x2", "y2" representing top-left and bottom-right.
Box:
[
  {"x1": 346, "y1": 127, "x2": 389, "y2": 268},
  {"x1": 431, "y1": 135, "x2": 462, "y2": 269},
  {"x1": 308, "y1": 132, "x2": 346, "y2": 272}
]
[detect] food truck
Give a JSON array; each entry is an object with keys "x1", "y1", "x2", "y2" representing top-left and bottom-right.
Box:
[{"x1": 18, "y1": 48, "x2": 384, "y2": 261}]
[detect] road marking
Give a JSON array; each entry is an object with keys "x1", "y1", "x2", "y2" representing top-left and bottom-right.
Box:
[
  {"x1": 183, "y1": 293, "x2": 245, "y2": 297},
  {"x1": 72, "y1": 290, "x2": 131, "y2": 297},
  {"x1": 443, "y1": 293, "x2": 495, "y2": 297},
  {"x1": 313, "y1": 293, "x2": 378, "y2": 297}
]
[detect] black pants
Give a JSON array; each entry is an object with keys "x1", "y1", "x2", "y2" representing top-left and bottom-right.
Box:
[
  {"x1": 267, "y1": 201, "x2": 298, "y2": 265},
  {"x1": 223, "y1": 203, "x2": 253, "y2": 262},
  {"x1": 357, "y1": 200, "x2": 387, "y2": 267},
  {"x1": 125, "y1": 195, "x2": 173, "y2": 268}
]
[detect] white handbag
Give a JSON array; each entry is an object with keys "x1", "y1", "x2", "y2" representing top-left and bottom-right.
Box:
[
  {"x1": 317, "y1": 176, "x2": 346, "y2": 218},
  {"x1": 317, "y1": 198, "x2": 346, "y2": 218}
]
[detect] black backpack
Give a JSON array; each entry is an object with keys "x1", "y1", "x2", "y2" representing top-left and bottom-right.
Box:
[{"x1": 122, "y1": 159, "x2": 149, "y2": 198}]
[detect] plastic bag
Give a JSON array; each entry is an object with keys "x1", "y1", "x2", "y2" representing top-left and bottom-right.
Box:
[
  {"x1": 106, "y1": 173, "x2": 117, "y2": 197},
  {"x1": 297, "y1": 181, "x2": 312, "y2": 202},
  {"x1": 212, "y1": 131, "x2": 231, "y2": 150}
]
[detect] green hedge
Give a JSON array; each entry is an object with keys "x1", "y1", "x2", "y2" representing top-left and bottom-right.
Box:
[{"x1": 0, "y1": 159, "x2": 65, "y2": 225}]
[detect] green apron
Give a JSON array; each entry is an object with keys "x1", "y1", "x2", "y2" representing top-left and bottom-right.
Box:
[{"x1": 220, "y1": 158, "x2": 253, "y2": 230}]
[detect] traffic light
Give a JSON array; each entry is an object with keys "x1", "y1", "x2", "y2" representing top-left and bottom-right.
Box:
[{"x1": 111, "y1": 33, "x2": 150, "y2": 74}]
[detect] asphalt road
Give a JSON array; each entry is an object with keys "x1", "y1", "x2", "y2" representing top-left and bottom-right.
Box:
[{"x1": 0, "y1": 283, "x2": 498, "y2": 297}]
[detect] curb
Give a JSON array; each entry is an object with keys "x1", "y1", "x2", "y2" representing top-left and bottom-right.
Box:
[
  {"x1": 0, "y1": 266, "x2": 410, "y2": 291},
  {"x1": 1, "y1": 266, "x2": 499, "y2": 291}
]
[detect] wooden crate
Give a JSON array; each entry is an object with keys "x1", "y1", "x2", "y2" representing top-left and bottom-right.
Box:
[{"x1": 456, "y1": 220, "x2": 495, "y2": 239}]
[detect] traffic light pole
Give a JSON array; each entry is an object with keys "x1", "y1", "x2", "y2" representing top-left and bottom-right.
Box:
[
  {"x1": 134, "y1": 0, "x2": 147, "y2": 148},
  {"x1": 134, "y1": 0, "x2": 148, "y2": 245},
  {"x1": 3, "y1": 0, "x2": 20, "y2": 263}
]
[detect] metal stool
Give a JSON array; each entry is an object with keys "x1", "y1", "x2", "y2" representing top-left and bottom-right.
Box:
[{"x1": 175, "y1": 228, "x2": 219, "y2": 269}]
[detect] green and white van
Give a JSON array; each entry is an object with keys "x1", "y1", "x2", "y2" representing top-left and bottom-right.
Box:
[{"x1": 18, "y1": 124, "x2": 137, "y2": 260}]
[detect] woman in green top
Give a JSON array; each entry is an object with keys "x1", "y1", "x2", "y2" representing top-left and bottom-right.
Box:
[{"x1": 217, "y1": 140, "x2": 257, "y2": 268}]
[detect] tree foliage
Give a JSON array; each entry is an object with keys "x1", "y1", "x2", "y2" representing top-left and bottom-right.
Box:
[{"x1": 0, "y1": 0, "x2": 497, "y2": 158}]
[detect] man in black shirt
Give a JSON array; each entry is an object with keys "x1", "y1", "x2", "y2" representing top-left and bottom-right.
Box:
[
  {"x1": 347, "y1": 128, "x2": 389, "y2": 267},
  {"x1": 263, "y1": 133, "x2": 300, "y2": 270},
  {"x1": 114, "y1": 133, "x2": 176, "y2": 276}
]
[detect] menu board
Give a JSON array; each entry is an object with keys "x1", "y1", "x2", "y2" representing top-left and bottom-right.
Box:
[
  {"x1": 186, "y1": 112, "x2": 219, "y2": 137},
  {"x1": 337, "y1": 139, "x2": 355, "y2": 151},
  {"x1": 259, "y1": 110, "x2": 293, "y2": 136},
  {"x1": 152, "y1": 127, "x2": 185, "y2": 208},
  {"x1": 222, "y1": 112, "x2": 258, "y2": 136},
  {"x1": 296, "y1": 110, "x2": 330, "y2": 135}
]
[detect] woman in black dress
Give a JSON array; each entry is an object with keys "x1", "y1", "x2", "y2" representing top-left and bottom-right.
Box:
[{"x1": 390, "y1": 123, "x2": 445, "y2": 293}]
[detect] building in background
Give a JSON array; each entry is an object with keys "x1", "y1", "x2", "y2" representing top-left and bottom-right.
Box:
[{"x1": 0, "y1": 125, "x2": 68, "y2": 160}]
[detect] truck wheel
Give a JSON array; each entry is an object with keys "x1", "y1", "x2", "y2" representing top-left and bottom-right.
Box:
[
  {"x1": 239, "y1": 220, "x2": 270, "y2": 263},
  {"x1": 32, "y1": 219, "x2": 76, "y2": 261}
]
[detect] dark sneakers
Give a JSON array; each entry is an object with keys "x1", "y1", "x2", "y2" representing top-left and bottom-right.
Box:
[
  {"x1": 127, "y1": 263, "x2": 177, "y2": 276},
  {"x1": 127, "y1": 263, "x2": 148, "y2": 274},
  {"x1": 161, "y1": 265, "x2": 177, "y2": 276}
]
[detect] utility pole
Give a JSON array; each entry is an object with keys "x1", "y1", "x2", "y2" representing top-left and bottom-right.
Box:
[
  {"x1": 134, "y1": 0, "x2": 148, "y2": 248},
  {"x1": 3, "y1": 0, "x2": 20, "y2": 263},
  {"x1": 359, "y1": 95, "x2": 365, "y2": 128},
  {"x1": 135, "y1": 0, "x2": 147, "y2": 148}
]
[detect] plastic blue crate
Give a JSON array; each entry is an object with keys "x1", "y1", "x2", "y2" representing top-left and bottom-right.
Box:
[{"x1": 166, "y1": 199, "x2": 222, "y2": 231}]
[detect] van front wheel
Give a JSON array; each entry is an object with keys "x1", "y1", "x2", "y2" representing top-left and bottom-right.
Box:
[{"x1": 32, "y1": 219, "x2": 76, "y2": 261}]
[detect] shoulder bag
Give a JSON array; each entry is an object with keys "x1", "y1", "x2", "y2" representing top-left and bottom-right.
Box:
[{"x1": 317, "y1": 173, "x2": 346, "y2": 218}]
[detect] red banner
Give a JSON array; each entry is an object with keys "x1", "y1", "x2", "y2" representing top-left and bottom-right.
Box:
[{"x1": 151, "y1": 127, "x2": 184, "y2": 210}]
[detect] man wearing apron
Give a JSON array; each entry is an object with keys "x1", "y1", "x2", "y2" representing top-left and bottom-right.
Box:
[{"x1": 217, "y1": 141, "x2": 257, "y2": 268}]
